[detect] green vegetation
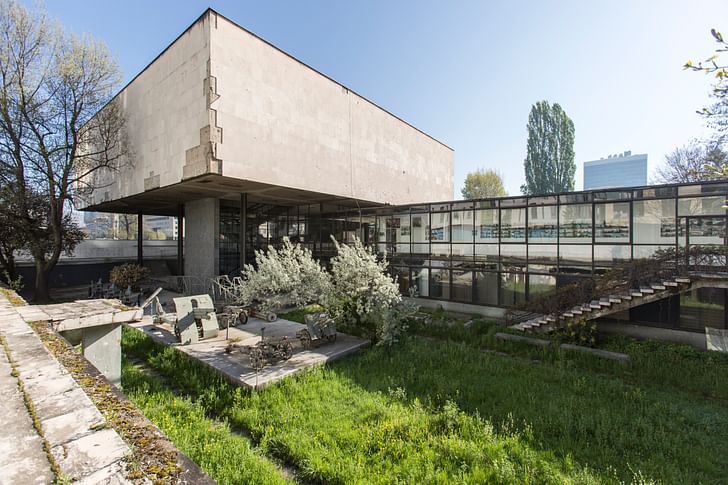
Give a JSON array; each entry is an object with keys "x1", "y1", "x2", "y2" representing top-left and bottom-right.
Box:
[
  {"x1": 123, "y1": 324, "x2": 728, "y2": 484},
  {"x1": 122, "y1": 362, "x2": 292, "y2": 485}
]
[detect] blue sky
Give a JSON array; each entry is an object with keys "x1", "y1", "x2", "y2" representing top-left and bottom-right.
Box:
[{"x1": 38, "y1": 0, "x2": 728, "y2": 197}]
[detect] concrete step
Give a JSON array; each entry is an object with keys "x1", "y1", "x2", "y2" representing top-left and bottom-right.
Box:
[
  {"x1": 675, "y1": 277, "x2": 691, "y2": 284},
  {"x1": 650, "y1": 283, "x2": 666, "y2": 291},
  {"x1": 639, "y1": 287, "x2": 655, "y2": 294},
  {"x1": 663, "y1": 281, "x2": 679, "y2": 287},
  {"x1": 631, "y1": 290, "x2": 643, "y2": 297},
  {"x1": 608, "y1": 296, "x2": 622, "y2": 303}
]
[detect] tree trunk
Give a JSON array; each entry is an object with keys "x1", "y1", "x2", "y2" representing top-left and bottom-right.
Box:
[{"x1": 33, "y1": 263, "x2": 51, "y2": 303}]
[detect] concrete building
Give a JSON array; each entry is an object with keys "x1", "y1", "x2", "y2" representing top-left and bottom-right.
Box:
[
  {"x1": 80, "y1": 8, "x2": 453, "y2": 280},
  {"x1": 583, "y1": 151, "x2": 647, "y2": 190}
]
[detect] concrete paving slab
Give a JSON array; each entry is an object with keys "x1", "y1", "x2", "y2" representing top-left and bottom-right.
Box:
[
  {"x1": 51, "y1": 429, "x2": 129, "y2": 481},
  {"x1": 42, "y1": 404, "x2": 106, "y2": 447},
  {"x1": 130, "y1": 315, "x2": 369, "y2": 389},
  {"x1": 0, "y1": 344, "x2": 54, "y2": 485},
  {"x1": 34, "y1": 386, "x2": 97, "y2": 421}
]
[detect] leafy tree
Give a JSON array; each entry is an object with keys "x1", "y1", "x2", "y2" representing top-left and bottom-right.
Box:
[
  {"x1": 461, "y1": 169, "x2": 507, "y2": 199},
  {"x1": 685, "y1": 28, "x2": 728, "y2": 145},
  {"x1": 653, "y1": 140, "x2": 727, "y2": 183},
  {"x1": 521, "y1": 101, "x2": 576, "y2": 195},
  {"x1": 0, "y1": 1, "x2": 127, "y2": 301}
]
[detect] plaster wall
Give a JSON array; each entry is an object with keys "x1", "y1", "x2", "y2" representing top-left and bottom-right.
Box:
[
  {"x1": 210, "y1": 14, "x2": 453, "y2": 205},
  {"x1": 80, "y1": 16, "x2": 211, "y2": 208},
  {"x1": 184, "y1": 198, "x2": 219, "y2": 279}
]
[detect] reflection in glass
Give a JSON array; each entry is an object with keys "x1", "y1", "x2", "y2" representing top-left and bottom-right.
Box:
[
  {"x1": 451, "y1": 210, "x2": 474, "y2": 242},
  {"x1": 528, "y1": 205, "x2": 558, "y2": 242},
  {"x1": 429, "y1": 268, "x2": 450, "y2": 299},
  {"x1": 594, "y1": 245, "x2": 631, "y2": 267},
  {"x1": 475, "y1": 209, "x2": 499, "y2": 242},
  {"x1": 500, "y1": 273, "x2": 526, "y2": 306},
  {"x1": 595, "y1": 202, "x2": 630, "y2": 242},
  {"x1": 529, "y1": 274, "x2": 556, "y2": 299},
  {"x1": 413, "y1": 268, "x2": 429, "y2": 297},
  {"x1": 474, "y1": 272, "x2": 498, "y2": 305},
  {"x1": 680, "y1": 288, "x2": 726, "y2": 330},
  {"x1": 678, "y1": 196, "x2": 726, "y2": 216},
  {"x1": 501, "y1": 208, "x2": 526, "y2": 241},
  {"x1": 559, "y1": 204, "x2": 592, "y2": 242},
  {"x1": 452, "y1": 270, "x2": 473, "y2": 302},
  {"x1": 430, "y1": 212, "x2": 450, "y2": 241},
  {"x1": 633, "y1": 199, "x2": 676, "y2": 244}
]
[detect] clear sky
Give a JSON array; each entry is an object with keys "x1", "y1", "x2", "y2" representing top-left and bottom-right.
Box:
[{"x1": 34, "y1": 0, "x2": 728, "y2": 197}]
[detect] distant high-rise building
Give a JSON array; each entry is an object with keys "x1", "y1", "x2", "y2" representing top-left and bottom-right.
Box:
[{"x1": 583, "y1": 151, "x2": 647, "y2": 190}]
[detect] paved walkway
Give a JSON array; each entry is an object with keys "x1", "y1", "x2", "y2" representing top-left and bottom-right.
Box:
[{"x1": 0, "y1": 295, "x2": 130, "y2": 484}]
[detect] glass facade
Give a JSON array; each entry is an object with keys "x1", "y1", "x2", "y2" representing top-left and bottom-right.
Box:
[{"x1": 225, "y1": 181, "x2": 727, "y2": 333}]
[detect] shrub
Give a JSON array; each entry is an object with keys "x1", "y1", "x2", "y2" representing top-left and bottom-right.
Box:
[
  {"x1": 109, "y1": 263, "x2": 150, "y2": 290},
  {"x1": 239, "y1": 238, "x2": 331, "y2": 311},
  {"x1": 2, "y1": 271, "x2": 24, "y2": 293},
  {"x1": 326, "y1": 236, "x2": 416, "y2": 345},
  {"x1": 555, "y1": 317, "x2": 598, "y2": 347}
]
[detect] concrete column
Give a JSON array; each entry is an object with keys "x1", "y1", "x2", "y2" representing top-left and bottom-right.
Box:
[
  {"x1": 177, "y1": 204, "x2": 184, "y2": 275},
  {"x1": 137, "y1": 211, "x2": 143, "y2": 266},
  {"x1": 184, "y1": 198, "x2": 220, "y2": 280},
  {"x1": 240, "y1": 193, "x2": 247, "y2": 272},
  {"x1": 82, "y1": 324, "x2": 122, "y2": 387}
]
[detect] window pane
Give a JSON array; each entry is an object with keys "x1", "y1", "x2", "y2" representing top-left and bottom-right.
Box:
[
  {"x1": 501, "y1": 208, "x2": 526, "y2": 241},
  {"x1": 528, "y1": 205, "x2": 558, "y2": 242},
  {"x1": 678, "y1": 196, "x2": 726, "y2": 216},
  {"x1": 431, "y1": 243, "x2": 451, "y2": 259},
  {"x1": 452, "y1": 270, "x2": 473, "y2": 302},
  {"x1": 680, "y1": 288, "x2": 726, "y2": 330},
  {"x1": 501, "y1": 244, "x2": 526, "y2": 264},
  {"x1": 474, "y1": 271, "x2": 498, "y2": 305},
  {"x1": 500, "y1": 272, "x2": 526, "y2": 306},
  {"x1": 528, "y1": 245, "x2": 557, "y2": 272},
  {"x1": 411, "y1": 214, "x2": 429, "y2": 243},
  {"x1": 559, "y1": 244, "x2": 592, "y2": 268},
  {"x1": 559, "y1": 204, "x2": 592, "y2": 243},
  {"x1": 634, "y1": 199, "x2": 676, "y2": 244},
  {"x1": 595, "y1": 202, "x2": 630, "y2": 242},
  {"x1": 413, "y1": 268, "x2": 429, "y2": 297},
  {"x1": 475, "y1": 209, "x2": 499, "y2": 242},
  {"x1": 474, "y1": 244, "x2": 499, "y2": 263},
  {"x1": 451, "y1": 210, "x2": 474, "y2": 242},
  {"x1": 451, "y1": 244, "x2": 474, "y2": 263},
  {"x1": 529, "y1": 274, "x2": 556, "y2": 299},
  {"x1": 390, "y1": 267, "x2": 411, "y2": 295},
  {"x1": 633, "y1": 245, "x2": 675, "y2": 260},
  {"x1": 430, "y1": 212, "x2": 450, "y2": 241},
  {"x1": 688, "y1": 217, "x2": 725, "y2": 245},
  {"x1": 594, "y1": 245, "x2": 631, "y2": 267},
  {"x1": 429, "y1": 268, "x2": 450, "y2": 299}
]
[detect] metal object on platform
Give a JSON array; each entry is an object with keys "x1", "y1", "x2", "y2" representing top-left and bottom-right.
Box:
[
  {"x1": 172, "y1": 294, "x2": 219, "y2": 345},
  {"x1": 225, "y1": 326, "x2": 294, "y2": 370},
  {"x1": 297, "y1": 313, "x2": 337, "y2": 349}
]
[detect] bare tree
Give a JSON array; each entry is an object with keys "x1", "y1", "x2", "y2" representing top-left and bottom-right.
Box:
[
  {"x1": 0, "y1": 1, "x2": 128, "y2": 301},
  {"x1": 653, "y1": 140, "x2": 727, "y2": 184}
]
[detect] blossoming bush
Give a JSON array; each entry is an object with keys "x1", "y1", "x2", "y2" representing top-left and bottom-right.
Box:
[
  {"x1": 326, "y1": 237, "x2": 417, "y2": 345},
  {"x1": 239, "y1": 237, "x2": 331, "y2": 311}
]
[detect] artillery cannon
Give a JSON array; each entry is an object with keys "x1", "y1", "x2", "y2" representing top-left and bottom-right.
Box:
[
  {"x1": 225, "y1": 326, "x2": 293, "y2": 370},
  {"x1": 172, "y1": 294, "x2": 220, "y2": 344},
  {"x1": 297, "y1": 313, "x2": 337, "y2": 349}
]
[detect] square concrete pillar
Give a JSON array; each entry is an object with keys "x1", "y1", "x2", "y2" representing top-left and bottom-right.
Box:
[
  {"x1": 184, "y1": 198, "x2": 220, "y2": 280},
  {"x1": 82, "y1": 324, "x2": 122, "y2": 387}
]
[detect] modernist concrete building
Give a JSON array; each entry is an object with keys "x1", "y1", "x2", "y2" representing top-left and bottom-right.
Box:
[
  {"x1": 583, "y1": 151, "x2": 648, "y2": 190},
  {"x1": 81, "y1": 9, "x2": 453, "y2": 279}
]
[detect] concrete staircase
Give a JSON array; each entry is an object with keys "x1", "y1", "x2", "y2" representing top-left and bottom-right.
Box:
[{"x1": 510, "y1": 274, "x2": 728, "y2": 333}]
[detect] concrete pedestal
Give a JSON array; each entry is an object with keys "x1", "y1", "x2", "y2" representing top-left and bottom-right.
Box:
[{"x1": 81, "y1": 324, "x2": 122, "y2": 386}]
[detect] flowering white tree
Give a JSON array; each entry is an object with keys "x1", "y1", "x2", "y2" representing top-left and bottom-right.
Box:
[
  {"x1": 327, "y1": 236, "x2": 415, "y2": 345},
  {"x1": 239, "y1": 238, "x2": 331, "y2": 311}
]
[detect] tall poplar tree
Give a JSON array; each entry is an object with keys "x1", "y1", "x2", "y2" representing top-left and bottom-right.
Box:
[{"x1": 521, "y1": 101, "x2": 576, "y2": 195}]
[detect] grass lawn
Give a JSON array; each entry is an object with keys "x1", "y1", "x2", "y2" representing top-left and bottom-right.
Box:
[{"x1": 122, "y1": 320, "x2": 728, "y2": 484}]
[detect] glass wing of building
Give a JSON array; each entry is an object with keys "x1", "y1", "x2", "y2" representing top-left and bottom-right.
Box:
[{"x1": 227, "y1": 181, "x2": 728, "y2": 333}]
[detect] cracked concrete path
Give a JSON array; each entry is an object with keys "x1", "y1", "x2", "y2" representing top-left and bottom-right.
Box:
[{"x1": 0, "y1": 295, "x2": 131, "y2": 484}]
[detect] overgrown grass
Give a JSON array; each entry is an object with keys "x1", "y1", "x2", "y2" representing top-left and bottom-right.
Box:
[
  {"x1": 408, "y1": 316, "x2": 728, "y2": 402},
  {"x1": 123, "y1": 326, "x2": 728, "y2": 484},
  {"x1": 121, "y1": 361, "x2": 292, "y2": 485}
]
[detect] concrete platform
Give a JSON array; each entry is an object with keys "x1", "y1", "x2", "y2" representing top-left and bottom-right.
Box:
[{"x1": 128, "y1": 316, "x2": 369, "y2": 389}]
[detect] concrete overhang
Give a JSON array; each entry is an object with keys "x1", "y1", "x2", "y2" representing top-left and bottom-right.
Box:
[{"x1": 81, "y1": 174, "x2": 386, "y2": 216}]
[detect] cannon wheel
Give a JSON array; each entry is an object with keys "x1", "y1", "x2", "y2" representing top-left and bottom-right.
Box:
[
  {"x1": 237, "y1": 310, "x2": 249, "y2": 326},
  {"x1": 249, "y1": 347, "x2": 264, "y2": 370},
  {"x1": 265, "y1": 312, "x2": 277, "y2": 322},
  {"x1": 298, "y1": 329, "x2": 312, "y2": 350},
  {"x1": 281, "y1": 341, "x2": 293, "y2": 360}
]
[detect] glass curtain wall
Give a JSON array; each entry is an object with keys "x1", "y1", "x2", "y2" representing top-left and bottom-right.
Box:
[{"x1": 365, "y1": 182, "x2": 728, "y2": 332}]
